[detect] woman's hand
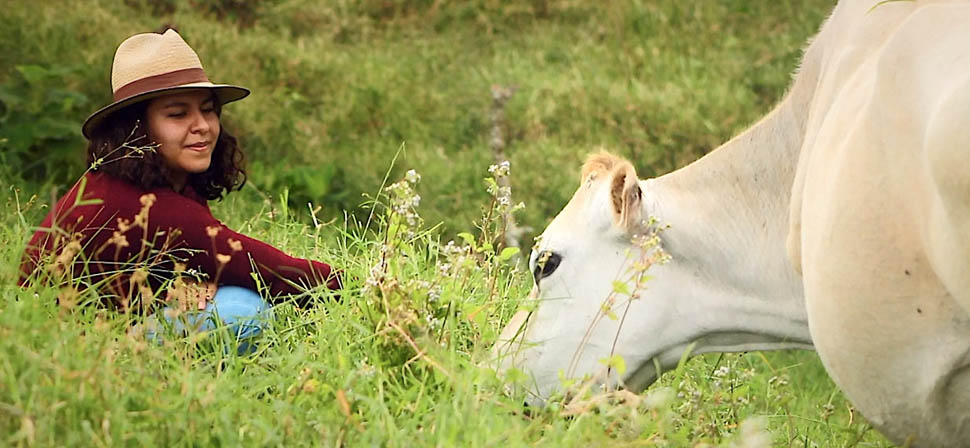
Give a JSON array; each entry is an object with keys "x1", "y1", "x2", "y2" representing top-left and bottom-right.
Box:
[{"x1": 166, "y1": 278, "x2": 217, "y2": 311}]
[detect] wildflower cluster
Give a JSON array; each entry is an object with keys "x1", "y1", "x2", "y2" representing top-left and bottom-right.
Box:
[
  {"x1": 362, "y1": 168, "x2": 425, "y2": 294},
  {"x1": 482, "y1": 161, "x2": 525, "y2": 242},
  {"x1": 360, "y1": 168, "x2": 449, "y2": 376},
  {"x1": 384, "y1": 169, "x2": 422, "y2": 231},
  {"x1": 360, "y1": 162, "x2": 527, "y2": 380},
  {"x1": 666, "y1": 354, "x2": 775, "y2": 443}
]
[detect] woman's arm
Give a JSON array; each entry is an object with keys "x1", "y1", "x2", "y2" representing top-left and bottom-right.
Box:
[{"x1": 148, "y1": 190, "x2": 341, "y2": 302}]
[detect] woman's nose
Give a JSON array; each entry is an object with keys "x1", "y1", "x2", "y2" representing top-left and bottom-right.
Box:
[{"x1": 190, "y1": 109, "x2": 210, "y2": 133}]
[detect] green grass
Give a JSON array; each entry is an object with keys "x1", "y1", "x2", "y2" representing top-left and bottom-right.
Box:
[{"x1": 1, "y1": 0, "x2": 895, "y2": 446}]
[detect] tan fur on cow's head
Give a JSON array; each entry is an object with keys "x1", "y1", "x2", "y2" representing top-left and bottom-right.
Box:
[
  {"x1": 581, "y1": 152, "x2": 623, "y2": 182},
  {"x1": 582, "y1": 152, "x2": 643, "y2": 233}
]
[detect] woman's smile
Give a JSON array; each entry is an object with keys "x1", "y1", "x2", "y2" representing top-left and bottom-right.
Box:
[{"x1": 185, "y1": 141, "x2": 211, "y2": 152}]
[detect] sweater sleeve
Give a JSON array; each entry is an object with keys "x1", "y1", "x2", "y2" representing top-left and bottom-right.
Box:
[{"x1": 149, "y1": 190, "x2": 341, "y2": 301}]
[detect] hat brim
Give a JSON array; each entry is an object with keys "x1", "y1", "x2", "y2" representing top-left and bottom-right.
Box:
[{"x1": 81, "y1": 83, "x2": 250, "y2": 138}]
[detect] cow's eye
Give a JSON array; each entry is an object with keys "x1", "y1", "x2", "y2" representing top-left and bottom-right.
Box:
[{"x1": 533, "y1": 251, "x2": 562, "y2": 284}]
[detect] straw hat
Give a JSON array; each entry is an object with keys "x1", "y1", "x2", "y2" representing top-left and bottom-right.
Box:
[{"x1": 82, "y1": 29, "x2": 249, "y2": 138}]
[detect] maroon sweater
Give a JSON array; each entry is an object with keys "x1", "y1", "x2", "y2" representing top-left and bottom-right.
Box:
[{"x1": 20, "y1": 172, "x2": 340, "y2": 307}]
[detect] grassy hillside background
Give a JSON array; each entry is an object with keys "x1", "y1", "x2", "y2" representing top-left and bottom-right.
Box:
[
  {"x1": 3, "y1": 0, "x2": 830, "y2": 240},
  {"x1": 1, "y1": 0, "x2": 894, "y2": 446}
]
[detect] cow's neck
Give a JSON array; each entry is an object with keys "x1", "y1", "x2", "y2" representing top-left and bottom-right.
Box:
[{"x1": 639, "y1": 79, "x2": 819, "y2": 372}]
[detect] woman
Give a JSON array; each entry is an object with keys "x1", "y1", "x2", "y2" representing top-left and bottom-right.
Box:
[{"x1": 20, "y1": 29, "x2": 341, "y2": 341}]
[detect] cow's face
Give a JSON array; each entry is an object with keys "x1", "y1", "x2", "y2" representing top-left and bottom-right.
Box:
[{"x1": 494, "y1": 153, "x2": 674, "y2": 402}]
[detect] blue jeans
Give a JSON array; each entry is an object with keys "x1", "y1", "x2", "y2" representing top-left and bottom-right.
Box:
[{"x1": 147, "y1": 285, "x2": 271, "y2": 353}]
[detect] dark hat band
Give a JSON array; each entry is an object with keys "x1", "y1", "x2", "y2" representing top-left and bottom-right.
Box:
[{"x1": 113, "y1": 67, "x2": 210, "y2": 102}]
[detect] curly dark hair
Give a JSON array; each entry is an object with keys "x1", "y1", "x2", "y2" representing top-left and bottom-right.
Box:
[{"x1": 85, "y1": 95, "x2": 247, "y2": 201}]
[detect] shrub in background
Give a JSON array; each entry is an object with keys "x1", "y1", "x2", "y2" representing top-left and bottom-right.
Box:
[{"x1": 0, "y1": 65, "x2": 90, "y2": 183}]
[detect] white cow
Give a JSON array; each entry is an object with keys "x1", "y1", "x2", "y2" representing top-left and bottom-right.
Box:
[{"x1": 494, "y1": 0, "x2": 970, "y2": 445}]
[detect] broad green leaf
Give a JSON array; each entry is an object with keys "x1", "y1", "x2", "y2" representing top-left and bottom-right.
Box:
[
  {"x1": 498, "y1": 246, "x2": 520, "y2": 261},
  {"x1": 457, "y1": 232, "x2": 476, "y2": 247},
  {"x1": 599, "y1": 354, "x2": 627, "y2": 376},
  {"x1": 611, "y1": 280, "x2": 630, "y2": 295},
  {"x1": 16, "y1": 65, "x2": 50, "y2": 84}
]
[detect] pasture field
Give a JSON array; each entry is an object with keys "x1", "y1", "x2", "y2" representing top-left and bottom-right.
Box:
[{"x1": 1, "y1": 0, "x2": 894, "y2": 446}]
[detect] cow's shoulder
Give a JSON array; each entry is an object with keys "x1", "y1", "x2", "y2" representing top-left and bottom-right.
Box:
[{"x1": 786, "y1": 1, "x2": 968, "y2": 273}]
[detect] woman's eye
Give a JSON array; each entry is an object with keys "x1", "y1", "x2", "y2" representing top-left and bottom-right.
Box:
[
  {"x1": 533, "y1": 251, "x2": 562, "y2": 283},
  {"x1": 168, "y1": 112, "x2": 186, "y2": 118}
]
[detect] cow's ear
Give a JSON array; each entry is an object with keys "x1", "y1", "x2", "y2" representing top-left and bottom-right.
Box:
[{"x1": 609, "y1": 161, "x2": 643, "y2": 232}]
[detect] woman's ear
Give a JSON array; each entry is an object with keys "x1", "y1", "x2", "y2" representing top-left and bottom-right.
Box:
[{"x1": 609, "y1": 161, "x2": 643, "y2": 233}]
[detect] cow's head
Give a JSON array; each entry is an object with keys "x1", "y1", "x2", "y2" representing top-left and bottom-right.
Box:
[{"x1": 494, "y1": 152, "x2": 682, "y2": 402}]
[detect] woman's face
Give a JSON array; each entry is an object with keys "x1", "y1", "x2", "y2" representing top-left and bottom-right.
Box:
[{"x1": 146, "y1": 89, "x2": 221, "y2": 185}]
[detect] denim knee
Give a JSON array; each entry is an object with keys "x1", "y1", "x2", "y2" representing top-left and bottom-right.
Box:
[
  {"x1": 146, "y1": 286, "x2": 271, "y2": 351},
  {"x1": 209, "y1": 285, "x2": 271, "y2": 339}
]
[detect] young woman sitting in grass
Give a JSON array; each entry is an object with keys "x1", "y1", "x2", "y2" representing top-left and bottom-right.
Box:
[{"x1": 19, "y1": 29, "x2": 341, "y2": 343}]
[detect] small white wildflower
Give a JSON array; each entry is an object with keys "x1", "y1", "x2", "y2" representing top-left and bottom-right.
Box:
[
  {"x1": 428, "y1": 286, "x2": 441, "y2": 303},
  {"x1": 713, "y1": 365, "x2": 731, "y2": 378},
  {"x1": 768, "y1": 375, "x2": 789, "y2": 387},
  {"x1": 488, "y1": 160, "x2": 510, "y2": 177},
  {"x1": 405, "y1": 169, "x2": 421, "y2": 184},
  {"x1": 437, "y1": 263, "x2": 452, "y2": 275},
  {"x1": 364, "y1": 258, "x2": 387, "y2": 291},
  {"x1": 486, "y1": 182, "x2": 499, "y2": 196},
  {"x1": 385, "y1": 177, "x2": 422, "y2": 230},
  {"x1": 690, "y1": 389, "x2": 702, "y2": 402},
  {"x1": 442, "y1": 240, "x2": 464, "y2": 256},
  {"x1": 357, "y1": 357, "x2": 376, "y2": 377}
]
